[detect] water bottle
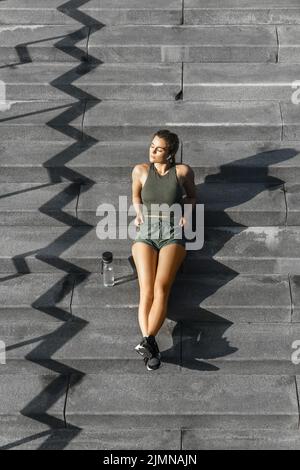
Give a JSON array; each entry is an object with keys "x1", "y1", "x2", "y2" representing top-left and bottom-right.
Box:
[{"x1": 100, "y1": 251, "x2": 114, "y2": 287}]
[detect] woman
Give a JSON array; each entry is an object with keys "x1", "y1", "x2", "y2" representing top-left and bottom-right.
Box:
[{"x1": 131, "y1": 129, "x2": 197, "y2": 371}]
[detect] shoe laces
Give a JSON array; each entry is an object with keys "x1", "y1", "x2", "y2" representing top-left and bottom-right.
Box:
[{"x1": 146, "y1": 336, "x2": 159, "y2": 356}]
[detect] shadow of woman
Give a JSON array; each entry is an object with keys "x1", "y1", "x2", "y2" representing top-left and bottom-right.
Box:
[{"x1": 160, "y1": 146, "x2": 298, "y2": 371}]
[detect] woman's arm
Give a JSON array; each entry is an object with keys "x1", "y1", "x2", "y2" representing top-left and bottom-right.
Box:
[{"x1": 131, "y1": 164, "x2": 144, "y2": 220}]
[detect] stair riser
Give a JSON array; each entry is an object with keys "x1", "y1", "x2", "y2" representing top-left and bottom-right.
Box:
[
  {"x1": 0, "y1": 10, "x2": 182, "y2": 26},
  {"x1": 2, "y1": 85, "x2": 180, "y2": 101},
  {"x1": 185, "y1": 9, "x2": 300, "y2": 25},
  {"x1": 0, "y1": 211, "x2": 287, "y2": 227},
  {"x1": 184, "y1": 87, "x2": 297, "y2": 102},
  {"x1": 1, "y1": 10, "x2": 300, "y2": 27},
  {"x1": 0, "y1": 167, "x2": 300, "y2": 184},
  {"x1": 0, "y1": 126, "x2": 283, "y2": 142},
  {"x1": 1, "y1": 319, "x2": 300, "y2": 375},
  {"x1": 0, "y1": 46, "x2": 278, "y2": 65},
  {"x1": 0, "y1": 256, "x2": 299, "y2": 275}
]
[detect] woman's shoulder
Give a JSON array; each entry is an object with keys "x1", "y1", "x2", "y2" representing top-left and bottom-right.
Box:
[
  {"x1": 175, "y1": 163, "x2": 193, "y2": 179},
  {"x1": 134, "y1": 162, "x2": 151, "y2": 169},
  {"x1": 132, "y1": 163, "x2": 151, "y2": 185},
  {"x1": 132, "y1": 162, "x2": 151, "y2": 176}
]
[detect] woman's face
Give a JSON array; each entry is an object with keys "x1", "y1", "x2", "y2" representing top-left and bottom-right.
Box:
[{"x1": 149, "y1": 136, "x2": 170, "y2": 163}]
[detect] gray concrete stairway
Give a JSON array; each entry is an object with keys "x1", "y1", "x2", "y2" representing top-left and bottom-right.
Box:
[{"x1": 1, "y1": 0, "x2": 300, "y2": 450}]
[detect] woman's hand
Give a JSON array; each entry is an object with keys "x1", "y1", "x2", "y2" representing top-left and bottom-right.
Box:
[
  {"x1": 178, "y1": 216, "x2": 188, "y2": 227},
  {"x1": 134, "y1": 214, "x2": 144, "y2": 226}
]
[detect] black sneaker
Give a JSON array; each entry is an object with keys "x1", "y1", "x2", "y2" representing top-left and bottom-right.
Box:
[
  {"x1": 143, "y1": 353, "x2": 161, "y2": 371},
  {"x1": 144, "y1": 336, "x2": 161, "y2": 371},
  {"x1": 146, "y1": 335, "x2": 160, "y2": 356},
  {"x1": 146, "y1": 353, "x2": 161, "y2": 370},
  {"x1": 134, "y1": 335, "x2": 158, "y2": 357},
  {"x1": 134, "y1": 336, "x2": 151, "y2": 358}
]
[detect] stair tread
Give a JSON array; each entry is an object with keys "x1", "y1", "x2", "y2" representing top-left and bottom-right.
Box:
[
  {"x1": 2, "y1": 321, "x2": 300, "y2": 373},
  {"x1": 1, "y1": 225, "x2": 300, "y2": 272},
  {"x1": 1, "y1": 141, "x2": 300, "y2": 183},
  {"x1": 2, "y1": 415, "x2": 300, "y2": 450},
  {"x1": 186, "y1": 0, "x2": 300, "y2": 6},
  {"x1": 184, "y1": 63, "x2": 300, "y2": 100},
  {"x1": 0, "y1": 181, "x2": 289, "y2": 227},
  {"x1": 0, "y1": 225, "x2": 299, "y2": 277},
  {"x1": 83, "y1": 24, "x2": 277, "y2": 63},
  {"x1": 64, "y1": 373, "x2": 299, "y2": 428},
  {"x1": 0, "y1": 100, "x2": 285, "y2": 142},
  {"x1": 0, "y1": 374, "x2": 67, "y2": 417},
  {"x1": 0, "y1": 1, "x2": 182, "y2": 27},
  {"x1": 185, "y1": 1, "x2": 300, "y2": 26},
  {"x1": 0, "y1": 272, "x2": 295, "y2": 323},
  {"x1": 0, "y1": 63, "x2": 182, "y2": 101},
  {"x1": 0, "y1": 416, "x2": 181, "y2": 450},
  {"x1": 76, "y1": 180, "x2": 287, "y2": 227}
]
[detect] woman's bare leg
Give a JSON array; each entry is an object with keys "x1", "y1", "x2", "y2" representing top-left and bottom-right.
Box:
[
  {"x1": 147, "y1": 243, "x2": 186, "y2": 336},
  {"x1": 131, "y1": 242, "x2": 159, "y2": 336}
]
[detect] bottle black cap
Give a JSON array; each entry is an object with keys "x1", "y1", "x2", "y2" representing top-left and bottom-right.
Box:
[{"x1": 102, "y1": 251, "x2": 113, "y2": 263}]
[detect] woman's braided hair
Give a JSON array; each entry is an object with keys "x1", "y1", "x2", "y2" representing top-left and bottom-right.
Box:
[{"x1": 152, "y1": 129, "x2": 180, "y2": 167}]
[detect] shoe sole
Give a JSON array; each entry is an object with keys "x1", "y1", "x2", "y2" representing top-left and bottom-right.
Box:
[
  {"x1": 147, "y1": 361, "x2": 161, "y2": 371},
  {"x1": 143, "y1": 356, "x2": 161, "y2": 371}
]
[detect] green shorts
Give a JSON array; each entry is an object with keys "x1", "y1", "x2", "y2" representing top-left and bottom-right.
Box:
[{"x1": 132, "y1": 215, "x2": 187, "y2": 251}]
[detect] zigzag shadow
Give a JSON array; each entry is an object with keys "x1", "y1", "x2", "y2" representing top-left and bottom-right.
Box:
[
  {"x1": 0, "y1": 0, "x2": 103, "y2": 450},
  {"x1": 162, "y1": 146, "x2": 298, "y2": 371}
]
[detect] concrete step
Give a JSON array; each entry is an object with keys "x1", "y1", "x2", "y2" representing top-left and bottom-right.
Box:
[
  {"x1": 0, "y1": 380, "x2": 299, "y2": 450},
  {"x1": 0, "y1": 373, "x2": 67, "y2": 422},
  {"x1": 71, "y1": 272, "x2": 295, "y2": 323},
  {"x1": 74, "y1": 181, "x2": 287, "y2": 227},
  {"x1": 0, "y1": 25, "x2": 89, "y2": 64},
  {"x1": 195, "y1": 182, "x2": 286, "y2": 226},
  {"x1": 0, "y1": 0, "x2": 183, "y2": 26},
  {"x1": 0, "y1": 416, "x2": 181, "y2": 449},
  {"x1": 184, "y1": 63, "x2": 300, "y2": 101},
  {"x1": 2, "y1": 316, "x2": 300, "y2": 375},
  {"x1": 64, "y1": 372, "x2": 299, "y2": 429},
  {"x1": 0, "y1": 101, "x2": 83, "y2": 142},
  {"x1": 1, "y1": 181, "x2": 287, "y2": 228},
  {"x1": 1, "y1": 141, "x2": 300, "y2": 184},
  {"x1": 0, "y1": 183, "x2": 80, "y2": 226},
  {"x1": 184, "y1": 141, "x2": 300, "y2": 183},
  {"x1": 184, "y1": 0, "x2": 300, "y2": 25},
  {"x1": 81, "y1": 100, "x2": 282, "y2": 141},
  {"x1": 2, "y1": 226, "x2": 300, "y2": 275},
  {"x1": 0, "y1": 100, "x2": 283, "y2": 142},
  {"x1": 0, "y1": 272, "x2": 296, "y2": 324},
  {"x1": 0, "y1": 273, "x2": 74, "y2": 322},
  {"x1": 278, "y1": 26, "x2": 300, "y2": 62},
  {"x1": 0, "y1": 24, "x2": 278, "y2": 65},
  {"x1": 1, "y1": 1, "x2": 300, "y2": 29},
  {"x1": 84, "y1": 24, "x2": 277, "y2": 63},
  {"x1": 0, "y1": 181, "x2": 288, "y2": 227},
  {"x1": 184, "y1": 227, "x2": 300, "y2": 275},
  {"x1": 1, "y1": 419, "x2": 300, "y2": 449},
  {"x1": 2, "y1": 64, "x2": 299, "y2": 104},
  {"x1": 182, "y1": 429, "x2": 300, "y2": 450},
  {"x1": 0, "y1": 63, "x2": 182, "y2": 101}
]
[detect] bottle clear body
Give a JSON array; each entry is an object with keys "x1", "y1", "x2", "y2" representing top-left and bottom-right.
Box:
[{"x1": 103, "y1": 262, "x2": 114, "y2": 287}]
